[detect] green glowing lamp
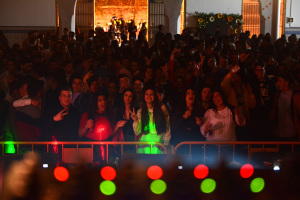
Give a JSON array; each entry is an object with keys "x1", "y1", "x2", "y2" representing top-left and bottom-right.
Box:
[
  {"x1": 100, "y1": 180, "x2": 116, "y2": 196},
  {"x1": 200, "y1": 178, "x2": 216, "y2": 193},
  {"x1": 250, "y1": 177, "x2": 265, "y2": 193},
  {"x1": 150, "y1": 179, "x2": 167, "y2": 194}
]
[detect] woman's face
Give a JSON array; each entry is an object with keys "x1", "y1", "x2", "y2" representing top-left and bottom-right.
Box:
[
  {"x1": 201, "y1": 87, "x2": 212, "y2": 102},
  {"x1": 108, "y1": 82, "x2": 117, "y2": 95},
  {"x1": 123, "y1": 91, "x2": 133, "y2": 104},
  {"x1": 97, "y1": 95, "x2": 107, "y2": 113},
  {"x1": 145, "y1": 68, "x2": 153, "y2": 80},
  {"x1": 213, "y1": 92, "x2": 224, "y2": 107},
  {"x1": 90, "y1": 81, "x2": 98, "y2": 93},
  {"x1": 186, "y1": 89, "x2": 195, "y2": 104},
  {"x1": 133, "y1": 80, "x2": 143, "y2": 92},
  {"x1": 144, "y1": 89, "x2": 155, "y2": 104}
]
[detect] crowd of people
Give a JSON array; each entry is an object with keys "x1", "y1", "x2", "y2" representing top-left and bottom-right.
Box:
[{"x1": 0, "y1": 25, "x2": 300, "y2": 158}]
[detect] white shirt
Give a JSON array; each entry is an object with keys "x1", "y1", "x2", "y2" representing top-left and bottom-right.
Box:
[{"x1": 201, "y1": 107, "x2": 244, "y2": 141}]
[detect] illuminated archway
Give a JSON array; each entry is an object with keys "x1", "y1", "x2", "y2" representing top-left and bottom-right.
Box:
[
  {"x1": 95, "y1": 0, "x2": 148, "y2": 33},
  {"x1": 242, "y1": 0, "x2": 261, "y2": 37}
]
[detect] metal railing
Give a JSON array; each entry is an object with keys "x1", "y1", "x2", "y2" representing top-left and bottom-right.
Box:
[
  {"x1": 174, "y1": 141, "x2": 300, "y2": 163},
  {"x1": 0, "y1": 141, "x2": 168, "y2": 164},
  {"x1": 2, "y1": 141, "x2": 300, "y2": 165}
]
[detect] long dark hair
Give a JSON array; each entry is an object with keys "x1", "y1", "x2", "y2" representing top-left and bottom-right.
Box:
[
  {"x1": 141, "y1": 87, "x2": 167, "y2": 135},
  {"x1": 183, "y1": 87, "x2": 200, "y2": 111},
  {"x1": 211, "y1": 88, "x2": 232, "y2": 112},
  {"x1": 87, "y1": 91, "x2": 108, "y2": 120},
  {"x1": 119, "y1": 88, "x2": 137, "y2": 120}
]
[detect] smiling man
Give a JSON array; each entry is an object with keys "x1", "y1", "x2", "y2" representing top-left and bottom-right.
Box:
[{"x1": 42, "y1": 85, "x2": 80, "y2": 141}]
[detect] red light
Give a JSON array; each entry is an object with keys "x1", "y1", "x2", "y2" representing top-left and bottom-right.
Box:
[
  {"x1": 54, "y1": 167, "x2": 69, "y2": 182},
  {"x1": 194, "y1": 164, "x2": 209, "y2": 179},
  {"x1": 101, "y1": 166, "x2": 116, "y2": 180},
  {"x1": 240, "y1": 164, "x2": 254, "y2": 178},
  {"x1": 97, "y1": 126, "x2": 105, "y2": 134},
  {"x1": 147, "y1": 165, "x2": 163, "y2": 180}
]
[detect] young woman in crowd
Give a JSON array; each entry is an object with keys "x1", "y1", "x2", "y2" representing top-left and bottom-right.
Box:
[
  {"x1": 131, "y1": 87, "x2": 171, "y2": 154},
  {"x1": 115, "y1": 88, "x2": 137, "y2": 152},
  {"x1": 171, "y1": 88, "x2": 205, "y2": 146},
  {"x1": 200, "y1": 89, "x2": 245, "y2": 141},
  {"x1": 78, "y1": 92, "x2": 126, "y2": 161},
  {"x1": 171, "y1": 88, "x2": 205, "y2": 161}
]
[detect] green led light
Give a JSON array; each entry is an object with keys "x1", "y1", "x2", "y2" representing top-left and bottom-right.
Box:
[
  {"x1": 5, "y1": 142, "x2": 15, "y2": 154},
  {"x1": 250, "y1": 177, "x2": 265, "y2": 193},
  {"x1": 201, "y1": 178, "x2": 216, "y2": 194},
  {"x1": 99, "y1": 180, "x2": 116, "y2": 195},
  {"x1": 150, "y1": 179, "x2": 167, "y2": 194}
]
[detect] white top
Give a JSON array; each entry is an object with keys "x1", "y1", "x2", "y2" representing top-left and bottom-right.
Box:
[{"x1": 200, "y1": 107, "x2": 244, "y2": 141}]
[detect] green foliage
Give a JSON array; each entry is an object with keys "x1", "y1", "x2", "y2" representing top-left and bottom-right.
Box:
[{"x1": 194, "y1": 12, "x2": 242, "y2": 29}]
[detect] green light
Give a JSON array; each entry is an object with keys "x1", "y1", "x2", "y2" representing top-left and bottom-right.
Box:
[
  {"x1": 201, "y1": 178, "x2": 216, "y2": 193},
  {"x1": 250, "y1": 177, "x2": 265, "y2": 193},
  {"x1": 144, "y1": 122, "x2": 156, "y2": 132},
  {"x1": 99, "y1": 180, "x2": 116, "y2": 195},
  {"x1": 150, "y1": 179, "x2": 167, "y2": 194},
  {"x1": 5, "y1": 142, "x2": 15, "y2": 154}
]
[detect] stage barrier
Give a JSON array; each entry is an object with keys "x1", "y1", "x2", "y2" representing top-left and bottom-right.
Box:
[
  {"x1": 0, "y1": 141, "x2": 168, "y2": 164},
  {"x1": 1, "y1": 141, "x2": 300, "y2": 164},
  {"x1": 174, "y1": 141, "x2": 300, "y2": 163}
]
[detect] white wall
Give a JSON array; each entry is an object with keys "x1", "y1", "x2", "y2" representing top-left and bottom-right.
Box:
[
  {"x1": 186, "y1": 0, "x2": 242, "y2": 27},
  {"x1": 285, "y1": 0, "x2": 300, "y2": 27},
  {"x1": 260, "y1": 0, "x2": 273, "y2": 35},
  {"x1": 0, "y1": 0, "x2": 56, "y2": 27}
]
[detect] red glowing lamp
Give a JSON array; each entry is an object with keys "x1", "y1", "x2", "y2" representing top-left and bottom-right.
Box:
[
  {"x1": 54, "y1": 166, "x2": 69, "y2": 182},
  {"x1": 101, "y1": 166, "x2": 117, "y2": 180},
  {"x1": 194, "y1": 164, "x2": 209, "y2": 179},
  {"x1": 240, "y1": 164, "x2": 254, "y2": 178},
  {"x1": 147, "y1": 165, "x2": 163, "y2": 180}
]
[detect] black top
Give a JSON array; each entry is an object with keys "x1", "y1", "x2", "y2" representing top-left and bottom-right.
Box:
[{"x1": 42, "y1": 103, "x2": 81, "y2": 141}]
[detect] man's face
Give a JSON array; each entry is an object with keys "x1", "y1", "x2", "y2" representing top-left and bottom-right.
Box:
[
  {"x1": 277, "y1": 77, "x2": 289, "y2": 91},
  {"x1": 59, "y1": 90, "x2": 72, "y2": 108},
  {"x1": 131, "y1": 61, "x2": 139, "y2": 73},
  {"x1": 119, "y1": 77, "x2": 130, "y2": 90},
  {"x1": 64, "y1": 64, "x2": 73, "y2": 74},
  {"x1": 255, "y1": 66, "x2": 265, "y2": 80},
  {"x1": 7, "y1": 61, "x2": 16, "y2": 73},
  {"x1": 72, "y1": 78, "x2": 82, "y2": 93},
  {"x1": 21, "y1": 63, "x2": 32, "y2": 73}
]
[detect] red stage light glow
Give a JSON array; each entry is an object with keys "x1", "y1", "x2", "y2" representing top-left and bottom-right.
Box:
[
  {"x1": 147, "y1": 165, "x2": 163, "y2": 180},
  {"x1": 240, "y1": 164, "x2": 254, "y2": 178},
  {"x1": 194, "y1": 164, "x2": 209, "y2": 179},
  {"x1": 54, "y1": 167, "x2": 69, "y2": 182},
  {"x1": 101, "y1": 166, "x2": 117, "y2": 180},
  {"x1": 52, "y1": 136, "x2": 58, "y2": 154}
]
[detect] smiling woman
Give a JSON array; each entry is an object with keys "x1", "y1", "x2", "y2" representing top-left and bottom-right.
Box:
[{"x1": 132, "y1": 87, "x2": 171, "y2": 154}]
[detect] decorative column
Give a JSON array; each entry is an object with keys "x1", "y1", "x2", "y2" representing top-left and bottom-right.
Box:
[
  {"x1": 242, "y1": 0, "x2": 261, "y2": 37},
  {"x1": 271, "y1": 0, "x2": 280, "y2": 42},
  {"x1": 164, "y1": 0, "x2": 183, "y2": 36},
  {"x1": 57, "y1": 0, "x2": 77, "y2": 38}
]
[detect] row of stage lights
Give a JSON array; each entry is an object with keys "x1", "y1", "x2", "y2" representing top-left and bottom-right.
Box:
[{"x1": 53, "y1": 164, "x2": 265, "y2": 195}]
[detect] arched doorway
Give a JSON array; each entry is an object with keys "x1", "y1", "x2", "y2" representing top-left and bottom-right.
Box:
[{"x1": 75, "y1": 0, "x2": 149, "y2": 40}]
